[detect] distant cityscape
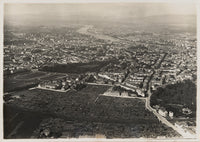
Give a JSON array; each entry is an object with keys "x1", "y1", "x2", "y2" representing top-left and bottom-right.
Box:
[{"x1": 3, "y1": 3, "x2": 197, "y2": 139}]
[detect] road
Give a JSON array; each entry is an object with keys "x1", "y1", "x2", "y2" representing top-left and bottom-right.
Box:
[
  {"x1": 29, "y1": 87, "x2": 70, "y2": 93},
  {"x1": 98, "y1": 77, "x2": 196, "y2": 138},
  {"x1": 97, "y1": 53, "x2": 196, "y2": 138},
  {"x1": 144, "y1": 53, "x2": 196, "y2": 138},
  {"x1": 146, "y1": 89, "x2": 196, "y2": 138},
  {"x1": 86, "y1": 82, "x2": 113, "y2": 87},
  {"x1": 100, "y1": 93, "x2": 146, "y2": 100}
]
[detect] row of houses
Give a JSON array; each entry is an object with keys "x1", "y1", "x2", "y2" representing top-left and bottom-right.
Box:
[{"x1": 153, "y1": 105, "x2": 174, "y2": 119}]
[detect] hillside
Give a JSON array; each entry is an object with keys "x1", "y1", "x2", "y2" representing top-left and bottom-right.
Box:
[{"x1": 150, "y1": 80, "x2": 196, "y2": 117}]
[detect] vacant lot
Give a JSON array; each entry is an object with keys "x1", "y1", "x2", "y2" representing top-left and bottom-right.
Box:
[{"x1": 5, "y1": 85, "x2": 180, "y2": 138}]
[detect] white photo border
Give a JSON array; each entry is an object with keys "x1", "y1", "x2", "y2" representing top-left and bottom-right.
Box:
[{"x1": 0, "y1": 0, "x2": 199, "y2": 142}]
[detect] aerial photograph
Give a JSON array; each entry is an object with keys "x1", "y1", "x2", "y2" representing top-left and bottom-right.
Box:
[{"x1": 3, "y1": 2, "x2": 197, "y2": 139}]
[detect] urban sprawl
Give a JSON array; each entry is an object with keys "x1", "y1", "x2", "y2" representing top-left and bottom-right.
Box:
[{"x1": 4, "y1": 24, "x2": 197, "y2": 138}]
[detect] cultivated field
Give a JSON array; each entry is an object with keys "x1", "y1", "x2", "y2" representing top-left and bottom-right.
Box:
[{"x1": 4, "y1": 85, "x2": 180, "y2": 138}]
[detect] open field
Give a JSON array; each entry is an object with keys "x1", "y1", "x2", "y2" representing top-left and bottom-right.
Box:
[
  {"x1": 4, "y1": 78, "x2": 39, "y2": 93},
  {"x1": 15, "y1": 72, "x2": 46, "y2": 80},
  {"x1": 4, "y1": 104, "x2": 52, "y2": 138},
  {"x1": 4, "y1": 71, "x2": 67, "y2": 92},
  {"x1": 40, "y1": 60, "x2": 115, "y2": 74},
  {"x1": 4, "y1": 85, "x2": 180, "y2": 138}
]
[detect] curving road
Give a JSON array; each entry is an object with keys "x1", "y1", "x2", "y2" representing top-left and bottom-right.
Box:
[
  {"x1": 145, "y1": 53, "x2": 196, "y2": 138},
  {"x1": 97, "y1": 52, "x2": 196, "y2": 138},
  {"x1": 146, "y1": 88, "x2": 196, "y2": 138}
]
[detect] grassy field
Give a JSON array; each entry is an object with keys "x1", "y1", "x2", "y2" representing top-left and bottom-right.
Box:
[
  {"x1": 40, "y1": 60, "x2": 114, "y2": 74},
  {"x1": 4, "y1": 71, "x2": 67, "y2": 92},
  {"x1": 5, "y1": 85, "x2": 180, "y2": 138},
  {"x1": 16, "y1": 72, "x2": 46, "y2": 80}
]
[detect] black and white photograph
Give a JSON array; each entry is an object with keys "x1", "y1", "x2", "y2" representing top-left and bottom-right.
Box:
[{"x1": 1, "y1": 0, "x2": 199, "y2": 141}]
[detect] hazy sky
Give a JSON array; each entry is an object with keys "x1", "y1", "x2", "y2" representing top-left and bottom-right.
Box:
[{"x1": 4, "y1": 3, "x2": 196, "y2": 26}]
